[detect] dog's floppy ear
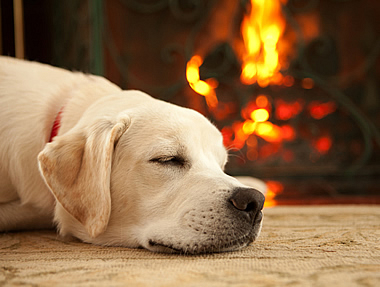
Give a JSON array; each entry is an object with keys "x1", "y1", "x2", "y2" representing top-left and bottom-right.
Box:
[{"x1": 38, "y1": 115, "x2": 130, "y2": 238}]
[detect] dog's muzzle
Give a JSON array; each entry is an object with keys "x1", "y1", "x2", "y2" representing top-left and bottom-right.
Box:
[{"x1": 147, "y1": 187, "x2": 265, "y2": 254}]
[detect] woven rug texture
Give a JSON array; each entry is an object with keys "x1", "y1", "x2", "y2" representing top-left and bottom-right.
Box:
[{"x1": 1, "y1": 205, "x2": 379, "y2": 287}]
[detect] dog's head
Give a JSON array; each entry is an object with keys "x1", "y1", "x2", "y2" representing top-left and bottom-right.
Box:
[{"x1": 38, "y1": 91, "x2": 265, "y2": 254}]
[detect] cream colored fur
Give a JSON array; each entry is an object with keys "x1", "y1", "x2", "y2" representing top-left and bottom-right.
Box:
[{"x1": 0, "y1": 56, "x2": 265, "y2": 253}]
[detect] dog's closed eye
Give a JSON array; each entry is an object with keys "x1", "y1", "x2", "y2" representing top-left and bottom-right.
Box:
[{"x1": 150, "y1": 156, "x2": 186, "y2": 167}]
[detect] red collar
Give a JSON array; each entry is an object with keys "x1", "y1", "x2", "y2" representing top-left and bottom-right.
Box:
[{"x1": 49, "y1": 108, "x2": 64, "y2": 142}]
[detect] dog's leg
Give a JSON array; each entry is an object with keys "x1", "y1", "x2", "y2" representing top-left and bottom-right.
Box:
[{"x1": 0, "y1": 200, "x2": 54, "y2": 231}]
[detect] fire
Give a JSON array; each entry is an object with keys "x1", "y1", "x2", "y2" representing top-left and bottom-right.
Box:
[
  {"x1": 185, "y1": 0, "x2": 333, "y2": 164},
  {"x1": 256, "y1": 95, "x2": 269, "y2": 107},
  {"x1": 222, "y1": 95, "x2": 300, "y2": 150},
  {"x1": 275, "y1": 99, "x2": 304, "y2": 121},
  {"x1": 264, "y1": 180, "x2": 284, "y2": 208},
  {"x1": 255, "y1": 122, "x2": 283, "y2": 143},
  {"x1": 186, "y1": 55, "x2": 218, "y2": 108},
  {"x1": 183, "y1": 1, "x2": 335, "y2": 208},
  {"x1": 313, "y1": 136, "x2": 333, "y2": 154},
  {"x1": 186, "y1": 0, "x2": 290, "y2": 95},
  {"x1": 309, "y1": 101, "x2": 337, "y2": 119},
  {"x1": 240, "y1": 0, "x2": 287, "y2": 87},
  {"x1": 251, "y1": 108, "x2": 269, "y2": 122}
]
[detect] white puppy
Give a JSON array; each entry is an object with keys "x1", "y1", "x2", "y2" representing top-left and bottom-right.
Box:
[{"x1": 0, "y1": 56, "x2": 265, "y2": 254}]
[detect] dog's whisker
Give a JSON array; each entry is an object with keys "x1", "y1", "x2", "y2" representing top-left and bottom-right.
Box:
[{"x1": 228, "y1": 152, "x2": 246, "y2": 164}]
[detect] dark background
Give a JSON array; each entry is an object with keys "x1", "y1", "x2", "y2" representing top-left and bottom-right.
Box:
[{"x1": 1, "y1": 0, "x2": 379, "y2": 205}]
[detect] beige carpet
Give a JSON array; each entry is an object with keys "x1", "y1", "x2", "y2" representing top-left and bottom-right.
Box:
[{"x1": 1, "y1": 205, "x2": 379, "y2": 287}]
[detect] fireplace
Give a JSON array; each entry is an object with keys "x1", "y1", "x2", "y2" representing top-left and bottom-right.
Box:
[{"x1": 2, "y1": 0, "x2": 379, "y2": 206}]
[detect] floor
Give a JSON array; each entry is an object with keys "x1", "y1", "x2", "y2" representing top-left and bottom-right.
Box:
[{"x1": 1, "y1": 205, "x2": 379, "y2": 287}]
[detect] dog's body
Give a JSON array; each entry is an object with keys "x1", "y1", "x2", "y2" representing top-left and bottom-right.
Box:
[{"x1": 0, "y1": 56, "x2": 265, "y2": 254}]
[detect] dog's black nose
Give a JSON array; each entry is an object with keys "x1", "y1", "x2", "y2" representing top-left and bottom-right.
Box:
[{"x1": 229, "y1": 187, "x2": 265, "y2": 221}]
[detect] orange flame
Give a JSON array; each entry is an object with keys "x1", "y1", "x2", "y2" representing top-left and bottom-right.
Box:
[
  {"x1": 186, "y1": 55, "x2": 218, "y2": 108},
  {"x1": 264, "y1": 180, "x2": 284, "y2": 208},
  {"x1": 240, "y1": 0, "x2": 287, "y2": 87},
  {"x1": 222, "y1": 95, "x2": 301, "y2": 151}
]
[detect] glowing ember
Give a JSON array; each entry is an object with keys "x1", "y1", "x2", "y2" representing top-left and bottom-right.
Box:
[
  {"x1": 275, "y1": 99, "x2": 304, "y2": 121},
  {"x1": 256, "y1": 94, "x2": 269, "y2": 107},
  {"x1": 314, "y1": 136, "x2": 333, "y2": 154},
  {"x1": 221, "y1": 94, "x2": 303, "y2": 150},
  {"x1": 309, "y1": 101, "x2": 337, "y2": 119},
  {"x1": 240, "y1": 0, "x2": 287, "y2": 87},
  {"x1": 281, "y1": 125, "x2": 296, "y2": 141},
  {"x1": 301, "y1": 78, "x2": 315, "y2": 89}
]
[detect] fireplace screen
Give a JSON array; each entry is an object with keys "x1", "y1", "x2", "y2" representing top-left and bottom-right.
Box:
[{"x1": 5, "y1": 0, "x2": 379, "y2": 205}]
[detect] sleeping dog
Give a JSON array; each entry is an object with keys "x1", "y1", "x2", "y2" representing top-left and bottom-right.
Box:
[{"x1": 0, "y1": 56, "x2": 265, "y2": 254}]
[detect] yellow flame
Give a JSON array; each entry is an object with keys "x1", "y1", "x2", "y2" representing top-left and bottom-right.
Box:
[
  {"x1": 240, "y1": 0, "x2": 286, "y2": 87},
  {"x1": 256, "y1": 122, "x2": 273, "y2": 136},
  {"x1": 243, "y1": 120, "x2": 257, "y2": 135},
  {"x1": 251, "y1": 108, "x2": 269, "y2": 122},
  {"x1": 186, "y1": 55, "x2": 218, "y2": 108}
]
